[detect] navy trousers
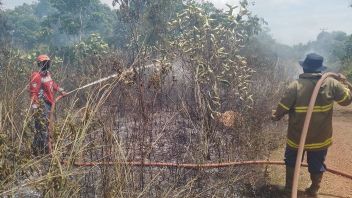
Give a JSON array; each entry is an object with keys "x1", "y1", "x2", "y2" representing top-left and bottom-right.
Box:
[{"x1": 284, "y1": 147, "x2": 327, "y2": 174}]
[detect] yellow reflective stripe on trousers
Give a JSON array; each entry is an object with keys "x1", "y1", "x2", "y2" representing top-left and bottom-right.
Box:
[
  {"x1": 336, "y1": 88, "x2": 350, "y2": 103},
  {"x1": 294, "y1": 103, "x2": 333, "y2": 113},
  {"x1": 279, "y1": 102, "x2": 290, "y2": 110},
  {"x1": 287, "y1": 138, "x2": 332, "y2": 149}
]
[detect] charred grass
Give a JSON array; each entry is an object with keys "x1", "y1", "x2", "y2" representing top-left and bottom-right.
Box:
[{"x1": 0, "y1": 51, "x2": 290, "y2": 197}]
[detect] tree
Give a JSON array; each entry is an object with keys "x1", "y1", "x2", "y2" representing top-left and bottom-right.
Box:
[
  {"x1": 112, "y1": 0, "x2": 184, "y2": 51},
  {"x1": 166, "y1": 1, "x2": 258, "y2": 115},
  {"x1": 45, "y1": 0, "x2": 116, "y2": 42},
  {"x1": 35, "y1": 0, "x2": 56, "y2": 18},
  {"x1": 292, "y1": 31, "x2": 350, "y2": 71},
  {"x1": 344, "y1": 36, "x2": 352, "y2": 62},
  {"x1": 0, "y1": 0, "x2": 9, "y2": 44},
  {"x1": 3, "y1": 0, "x2": 117, "y2": 50},
  {"x1": 5, "y1": 4, "x2": 41, "y2": 49},
  {"x1": 341, "y1": 35, "x2": 352, "y2": 79}
]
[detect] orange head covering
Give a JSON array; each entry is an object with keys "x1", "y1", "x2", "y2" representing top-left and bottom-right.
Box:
[{"x1": 36, "y1": 54, "x2": 50, "y2": 62}]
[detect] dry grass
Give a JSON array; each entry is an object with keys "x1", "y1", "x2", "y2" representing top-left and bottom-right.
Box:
[{"x1": 0, "y1": 47, "x2": 290, "y2": 197}]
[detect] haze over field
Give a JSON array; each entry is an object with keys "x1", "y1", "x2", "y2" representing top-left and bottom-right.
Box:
[
  {"x1": 1, "y1": 0, "x2": 352, "y2": 197},
  {"x1": 2, "y1": 0, "x2": 352, "y2": 45}
]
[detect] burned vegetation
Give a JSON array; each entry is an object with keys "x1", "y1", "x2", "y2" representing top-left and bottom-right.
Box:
[{"x1": 0, "y1": 0, "x2": 298, "y2": 197}]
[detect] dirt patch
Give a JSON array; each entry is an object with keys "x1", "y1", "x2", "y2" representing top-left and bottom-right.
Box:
[{"x1": 266, "y1": 104, "x2": 352, "y2": 198}]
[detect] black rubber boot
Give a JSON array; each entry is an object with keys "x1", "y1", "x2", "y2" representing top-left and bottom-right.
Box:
[
  {"x1": 281, "y1": 166, "x2": 295, "y2": 197},
  {"x1": 305, "y1": 173, "x2": 323, "y2": 197}
]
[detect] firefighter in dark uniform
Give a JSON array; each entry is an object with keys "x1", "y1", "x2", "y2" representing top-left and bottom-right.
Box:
[{"x1": 272, "y1": 53, "x2": 352, "y2": 197}]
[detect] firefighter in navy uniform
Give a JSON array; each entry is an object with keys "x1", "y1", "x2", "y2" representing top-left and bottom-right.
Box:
[
  {"x1": 272, "y1": 53, "x2": 352, "y2": 197},
  {"x1": 29, "y1": 54, "x2": 67, "y2": 155}
]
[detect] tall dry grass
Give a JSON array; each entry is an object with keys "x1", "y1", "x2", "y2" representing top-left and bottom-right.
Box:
[{"x1": 0, "y1": 47, "x2": 290, "y2": 197}]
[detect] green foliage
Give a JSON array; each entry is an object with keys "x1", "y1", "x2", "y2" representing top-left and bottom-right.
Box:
[
  {"x1": 44, "y1": 0, "x2": 116, "y2": 41},
  {"x1": 35, "y1": 0, "x2": 56, "y2": 18},
  {"x1": 74, "y1": 33, "x2": 110, "y2": 58},
  {"x1": 3, "y1": 0, "x2": 116, "y2": 50},
  {"x1": 5, "y1": 4, "x2": 42, "y2": 49},
  {"x1": 341, "y1": 35, "x2": 352, "y2": 80},
  {"x1": 0, "y1": 7, "x2": 8, "y2": 44},
  {"x1": 113, "y1": 0, "x2": 184, "y2": 50},
  {"x1": 316, "y1": 31, "x2": 348, "y2": 63},
  {"x1": 166, "y1": 2, "x2": 257, "y2": 115},
  {"x1": 293, "y1": 31, "x2": 349, "y2": 70},
  {"x1": 292, "y1": 31, "x2": 352, "y2": 80},
  {"x1": 342, "y1": 35, "x2": 352, "y2": 63},
  {"x1": 4, "y1": 1, "x2": 56, "y2": 49}
]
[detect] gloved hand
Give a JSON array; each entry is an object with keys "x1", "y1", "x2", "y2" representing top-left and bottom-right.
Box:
[
  {"x1": 32, "y1": 103, "x2": 41, "y2": 118},
  {"x1": 337, "y1": 73, "x2": 347, "y2": 83},
  {"x1": 32, "y1": 104, "x2": 38, "y2": 109},
  {"x1": 61, "y1": 91, "x2": 68, "y2": 97},
  {"x1": 336, "y1": 73, "x2": 352, "y2": 91}
]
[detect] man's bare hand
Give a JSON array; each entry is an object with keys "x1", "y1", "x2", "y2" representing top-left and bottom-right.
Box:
[
  {"x1": 271, "y1": 114, "x2": 280, "y2": 121},
  {"x1": 271, "y1": 110, "x2": 280, "y2": 121}
]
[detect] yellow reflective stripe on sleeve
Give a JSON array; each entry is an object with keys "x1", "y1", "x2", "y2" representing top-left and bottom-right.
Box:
[
  {"x1": 287, "y1": 138, "x2": 332, "y2": 149},
  {"x1": 295, "y1": 103, "x2": 332, "y2": 110},
  {"x1": 294, "y1": 103, "x2": 333, "y2": 113},
  {"x1": 336, "y1": 88, "x2": 350, "y2": 103},
  {"x1": 279, "y1": 102, "x2": 290, "y2": 110}
]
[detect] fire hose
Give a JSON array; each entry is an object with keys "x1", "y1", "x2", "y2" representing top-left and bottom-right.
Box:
[
  {"x1": 291, "y1": 72, "x2": 352, "y2": 198},
  {"x1": 48, "y1": 71, "x2": 352, "y2": 198}
]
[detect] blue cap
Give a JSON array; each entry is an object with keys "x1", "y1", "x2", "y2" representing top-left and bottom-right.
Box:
[{"x1": 299, "y1": 53, "x2": 327, "y2": 72}]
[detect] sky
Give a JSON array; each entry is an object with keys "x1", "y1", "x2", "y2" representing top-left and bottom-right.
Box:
[{"x1": 2, "y1": 0, "x2": 352, "y2": 46}]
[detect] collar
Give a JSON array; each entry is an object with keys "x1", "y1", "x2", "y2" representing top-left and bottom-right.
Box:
[{"x1": 299, "y1": 73, "x2": 322, "y2": 79}]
